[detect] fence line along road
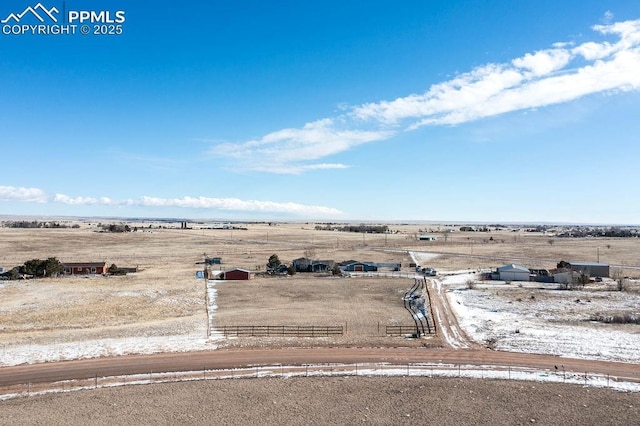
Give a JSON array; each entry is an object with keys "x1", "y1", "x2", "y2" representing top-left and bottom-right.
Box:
[{"x1": 2, "y1": 361, "x2": 638, "y2": 401}]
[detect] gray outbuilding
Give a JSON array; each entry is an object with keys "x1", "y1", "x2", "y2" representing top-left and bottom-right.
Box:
[
  {"x1": 569, "y1": 262, "x2": 610, "y2": 278},
  {"x1": 497, "y1": 264, "x2": 530, "y2": 282}
]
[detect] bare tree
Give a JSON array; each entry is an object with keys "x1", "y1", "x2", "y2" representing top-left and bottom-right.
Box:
[
  {"x1": 612, "y1": 267, "x2": 626, "y2": 292},
  {"x1": 303, "y1": 247, "x2": 316, "y2": 259}
]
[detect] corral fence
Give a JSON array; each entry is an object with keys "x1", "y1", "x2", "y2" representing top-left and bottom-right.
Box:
[
  {"x1": 345, "y1": 272, "x2": 417, "y2": 279},
  {"x1": 386, "y1": 325, "x2": 436, "y2": 336},
  {"x1": 2, "y1": 362, "x2": 638, "y2": 401},
  {"x1": 220, "y1": 325, "x2": 343, "y2": 337}
]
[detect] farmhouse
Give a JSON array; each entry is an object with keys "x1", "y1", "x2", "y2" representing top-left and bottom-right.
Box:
[
  {"x1": 497, "y1": 264, "x2": 530, "y2": 281},
  {"x1": 223, "y1": 268, "x2": 252, "y2": 280},
  {"x1": 459, "y1": 226, "x2": 477, "y2": 232},
  {"x1": 63, "y1": 262, "x2": 107, "y2": 275},
  {"x1": 569, "y1": 262, "x2": 610, "y2": 278},
  {"x1": 292, "y1": 258, "x2": 335, "y2": 273}
]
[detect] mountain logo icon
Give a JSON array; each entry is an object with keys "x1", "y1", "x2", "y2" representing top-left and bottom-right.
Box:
[{"x1": 1, "y1": 3, "x2": 59, "y2": 24}]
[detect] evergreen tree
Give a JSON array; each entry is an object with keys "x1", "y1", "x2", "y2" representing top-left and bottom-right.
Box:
[{"x1": 267, "y1": 254, "x2": 281, "y2": 271}]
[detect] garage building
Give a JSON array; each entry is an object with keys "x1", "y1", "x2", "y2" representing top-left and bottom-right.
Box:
[{"x1": 497, "y1": 264, "x2": 530, "y2": 281}]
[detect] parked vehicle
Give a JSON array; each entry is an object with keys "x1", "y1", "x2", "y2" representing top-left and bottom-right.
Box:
[{"x1": 423, "y1": 267, "x2": 437, "y2": 276}]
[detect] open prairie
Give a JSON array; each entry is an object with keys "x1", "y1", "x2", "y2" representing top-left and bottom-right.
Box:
[
  {"x1": 1, "y1": 221, "x2": 639, "y2": 358},
  {"x1": 2, "y1": 221, "x2": 640, "y2": 423}
]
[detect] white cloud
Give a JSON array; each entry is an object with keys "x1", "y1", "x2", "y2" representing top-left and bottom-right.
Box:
[
  {"x1": 0, "y1": 185, "x2": 47, "y2": 203},
  {"x1": 54, "y1": 194, "x2": 99, "y2": 205},
  {"x1": 135, "y1": 196, "x2": 342, "y2": 216},
  {"x1": 210, "y1": 118, "x2": 391, "y2": 174},
  {"x1": 209, "y1": 18, "x2": 640, "y2": 172},
  {"x1": 572, "y1": 41, "x2": 614, "y2": 60},
  {"x1": 356, "y1": 19, "x2": 640, "y2": 129},
  {"x1": 511, "y1": 48, "x2": 572, "y2": 76},
  {"x1": 1, "y1": 187, "x2": 342, "y2": 217}
]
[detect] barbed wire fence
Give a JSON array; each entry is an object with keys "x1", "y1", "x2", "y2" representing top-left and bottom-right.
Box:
[{"x1": 2, "y1": 362, "x2": 638, "y2": 401}]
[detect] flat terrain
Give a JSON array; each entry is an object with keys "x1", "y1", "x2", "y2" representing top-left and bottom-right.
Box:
[
  {"x1": 1, "y1": 220, "x2": 639, "y2": 422},
  {"x1": 1, "y1": 221, "x2": 639, "y2": 361},
  {"x1": 214, "y1": 275, "x2": 435, "y2": 349},
  {"x1": 1, "y1": 376, "x2": 639, "y2": 426}
]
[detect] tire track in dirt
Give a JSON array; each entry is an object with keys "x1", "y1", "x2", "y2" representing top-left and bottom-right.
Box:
[{"x1": 425, "y1": 277, "x2": 479, "y2": 350}]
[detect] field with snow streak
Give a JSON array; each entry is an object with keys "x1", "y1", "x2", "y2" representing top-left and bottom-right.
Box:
[{"x1": 442, "y1": 273, "x2": 640, "y2": 363}]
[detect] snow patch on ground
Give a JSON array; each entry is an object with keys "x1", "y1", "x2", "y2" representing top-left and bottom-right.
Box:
[
  {"x1": 410, "y1": 251, "x2": 440, "y2": 265},
  {"x1": 1, "y1": 334, "x2": 214, "y2": 366},
  {"x1": 206, "y1": 280, "x2": 225, "y2": 340},
  {"x1": 442, "y1": 275, "x2": 640, "y2": 363},
  {"x1": 0, "y1": 279, "x2": 225, "y2": 367}
]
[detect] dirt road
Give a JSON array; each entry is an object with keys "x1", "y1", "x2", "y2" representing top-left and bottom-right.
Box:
[
  {"x1": 1, "y1": 347, "x2": 639, "y2": 388},
  {"x1": 425, "y1": 277, "x2": 479, "y2": 349}
]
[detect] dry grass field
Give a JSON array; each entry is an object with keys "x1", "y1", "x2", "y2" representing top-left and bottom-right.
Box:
[
  {"x1": 1, "y1": 220, "x2": 639, "y2": 356},
  {"x1": 2, "y1": 220, "x2": 640, "y2": 423},
  {"x1": 214, "y1": 275, "x2": 434, "y2": 349}
]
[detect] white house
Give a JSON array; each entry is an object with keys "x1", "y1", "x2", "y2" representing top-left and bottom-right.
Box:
[{"x1": 497, "y1": 264, "x2": 530, "y2": 282}]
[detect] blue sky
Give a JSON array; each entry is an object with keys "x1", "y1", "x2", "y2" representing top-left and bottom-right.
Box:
[{"x1": 1, "y1": 1, "x2": 639, "y2": 223}]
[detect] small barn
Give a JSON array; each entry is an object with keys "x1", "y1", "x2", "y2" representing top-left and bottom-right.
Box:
[
  {"x1": 497, "y1": 264, "x2": 530, "y2": 281},
  {"x1": 569, "y1": 262, "x2": 610, "y2": 278},
  {"x1": 223, "y1": 268, "x2": 252, "y2": 280},
  {"x1": 63, "y1": 262, "x2": 107, "y2": 275},
  {"x1": 341, "y1": 261, "x2": 378, "y2": 272}
]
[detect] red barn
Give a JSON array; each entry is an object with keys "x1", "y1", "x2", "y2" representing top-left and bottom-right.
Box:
[
  {"x1": 63, "y1": 262, "x2": 107, "y2": 275},
  {"x1": 223, "y1": 268, "x2": 252, "y2": 280}
]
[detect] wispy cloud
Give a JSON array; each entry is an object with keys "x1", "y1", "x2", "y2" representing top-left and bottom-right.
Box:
[
  {"x1": 353, "y1": 19, "x2": 640, "y2": 128},
  {"x1": 210, "y1": 118, "x2": 392, "y2": 174},
  {"x1": 54, "y1": 194, "x2": 118, "y2": 206},
  {"x1": 129, "y1": 196, "x2": 342, "y2": 216},
  {"x1": 0, "y1": 185, "x2": 342, "y2": 217},
  {"x1": 211, "y1": 18, "x2": 640, "y2": 173}
]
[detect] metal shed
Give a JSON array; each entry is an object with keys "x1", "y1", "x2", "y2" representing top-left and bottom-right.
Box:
[
  {"x1": 569, "y1": 262, "x2": 610, "y2": 278},
  {"x1": 341, "y1": 261, "x2": 378, "y2": 272},
  {"x1": 497, "y1": 264, "x2": 530, "y2": 281},
  {"x1": 223, "y1": 268, "x2": 252, "y2": 280}
]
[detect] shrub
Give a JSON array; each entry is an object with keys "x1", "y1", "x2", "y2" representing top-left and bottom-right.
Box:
[{"x1": 590, "y1": 313, "x2": 640, "y2": 325}]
